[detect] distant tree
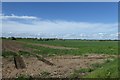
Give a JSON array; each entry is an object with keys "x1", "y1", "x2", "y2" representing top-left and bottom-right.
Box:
[
  {"x1": 11, "y1": 37, "x2": 16, "y2": 40},
  {"x1": 1, "y1": 37, "x2": 6, "y2": 39}
]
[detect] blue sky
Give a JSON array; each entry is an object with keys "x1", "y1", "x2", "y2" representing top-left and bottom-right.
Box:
[
  {"x1": 2, "y1": 2, "x2": 118, "y2": 39},
  {"x1": 3, "y1": 2, "x2": 117, "y2": 23}
]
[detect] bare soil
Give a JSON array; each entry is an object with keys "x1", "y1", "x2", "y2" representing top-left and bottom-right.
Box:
[{"x1": 2, "y1": 54, "x2": 116, "y2": 78}]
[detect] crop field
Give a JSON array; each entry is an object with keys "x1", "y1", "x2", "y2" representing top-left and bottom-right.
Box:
[{"x1": 2, "y1": 38, "x2": 119, "y2": 78}]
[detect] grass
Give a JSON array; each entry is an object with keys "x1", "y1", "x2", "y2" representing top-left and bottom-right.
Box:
[
  {"x1": 90, "y1": 63, "x2": 103, "y2": 69},
  {"x1": 70, "y1": 68, "x2": 94, "y2": 78},
  {"x1": 84, "y1": 59, "x2": 119, "y2": 78},
  {"x1": 24, "y1": 44, "x2": 81, "y2": 56},
  {"x1": 2, "y1": 51, "x2": 17, "y2": 57},
  {"x1": 19, "y1": 39, "x2": 118, "y2": 56},
  {"x1": 19, "y1": 50, "x2": 32, "y2": 57},
  {"x1": 70, "y1": 63, "x2": 103, "y2": 78},
  {"x1": 2, "y1": 39, "x2": 118, "y2": 56},
  {"x1": 70, "y1": 59, "x2": 119, "y2": 78},
  {"x1": 2, "y1": 39, "x2": 119, "y2": 78},
  {"x1": 18, "y1": 39, "x2": 118, "y2": 55},
  {"x1": 2, "y1": 50, "x2": 32, "y2": 57}
]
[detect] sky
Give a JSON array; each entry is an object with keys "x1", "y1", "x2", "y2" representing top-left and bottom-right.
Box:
[{"x1": 2, "y1": 2, "x2": 118, "y2": 39}]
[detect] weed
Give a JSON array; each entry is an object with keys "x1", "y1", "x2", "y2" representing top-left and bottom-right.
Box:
[
  {"x1": 90, "y1": 63, "x2": 102, "y2": 69},
  {"x1": 19, "y1": 50, "x2": 31, "y2": 56},
  {"x1": 40, "y1": 71, "x2": 51, "y2": 78},
  {"x1": 70, "y1": 68, "x2": 94, "y2": 78},
  {"x1": 16, "y1": 74, "x2": 29, "y2": 80},
  {"x1": 2, "y1": 51, "x2": 17, "y2": 57}
]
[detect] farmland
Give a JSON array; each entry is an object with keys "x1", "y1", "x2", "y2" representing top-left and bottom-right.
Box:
[{"x1": 2, "y1": 38, "x2": 119, "y2": 78}]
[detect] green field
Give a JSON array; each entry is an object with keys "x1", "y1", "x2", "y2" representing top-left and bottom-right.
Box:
[
  {"x1": 17, "y1": 39, "x2": 118, "y2": 55},
  {"x1": 2, "y1": 38, "x2": 119, "y2": 78}
]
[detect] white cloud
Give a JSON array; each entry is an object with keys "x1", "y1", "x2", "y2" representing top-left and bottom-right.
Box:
[
  {"x1": 2, "y1": 14, "x2": 38, "y2": 20},
  {"x1": 2, "y1": 14, "x2": 118, "y2": 39}
]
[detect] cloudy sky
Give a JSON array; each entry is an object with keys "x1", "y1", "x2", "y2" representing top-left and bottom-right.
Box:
[{"x1": 2, "y1": 2, "x2": 118, "y2": 39}]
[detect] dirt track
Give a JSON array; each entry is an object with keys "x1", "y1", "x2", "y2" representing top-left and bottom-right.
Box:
[
  {"x1": 28, "y1": 43, "x2": 78, "y2": 50},
  {"x1": 19, "y1": 41, "x2": 78, "y2": 50},
  {"x1": 2, "y1": 40, "x2": 33, "y2": 53}
]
